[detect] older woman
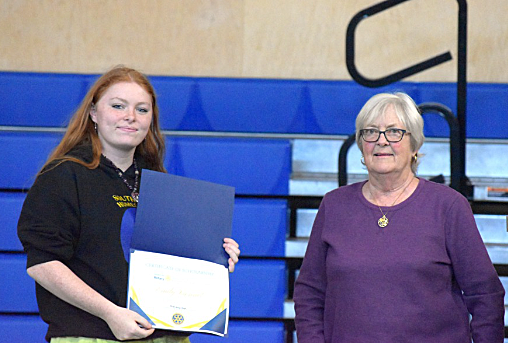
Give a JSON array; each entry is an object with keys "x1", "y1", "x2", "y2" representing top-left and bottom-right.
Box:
[{"x1": 293, "y1": 92, "x2": 504, "y2": 342}]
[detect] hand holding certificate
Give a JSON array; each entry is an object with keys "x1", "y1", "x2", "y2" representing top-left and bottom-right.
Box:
[{"x1": 124, "y1": 170, "x2": 235, "y2": 336}]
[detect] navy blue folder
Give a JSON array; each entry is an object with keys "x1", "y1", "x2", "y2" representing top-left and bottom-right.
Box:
[{"x1": 123, "y1": 170, "x2": 235, "y2": 267}]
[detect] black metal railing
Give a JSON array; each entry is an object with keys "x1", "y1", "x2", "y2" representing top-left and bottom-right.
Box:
[{"x1": 345, "y1": 0, "x2": 469, "y2": 197}]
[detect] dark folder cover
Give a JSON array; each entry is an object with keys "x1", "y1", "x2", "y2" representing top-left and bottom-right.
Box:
[{"x1": 128, "y1": 170, "x2": 235, "y2": 267}]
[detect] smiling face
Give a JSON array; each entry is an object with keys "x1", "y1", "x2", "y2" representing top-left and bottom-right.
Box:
[
  {"x1": 361, "y1": 104, "x2": 415, "y2": 178},
  {"x1": 90, "y1": 82, "x2": 152, "y2": 159}
]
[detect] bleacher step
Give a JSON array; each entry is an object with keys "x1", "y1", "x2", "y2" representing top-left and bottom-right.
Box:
[{"x1": 290, "y1": 138, "x2": 508, "y2": 196}]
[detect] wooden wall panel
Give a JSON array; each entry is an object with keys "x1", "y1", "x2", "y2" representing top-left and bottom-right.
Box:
[
  {"x1": 0, "y1": 0, "x2": 506, "y2": 82},
  {"x1": 468, "y1": 1, "x2": 508, "y2": 83},
  {"x1": 0, "y1": 0, "x2": 244, "y2": 76},
  {"x1": 351, "y1": 0, "x2": 457, "y2": 82},
  {"x1": 242, "y1": 1, "x2": 350, "y2": 79}
]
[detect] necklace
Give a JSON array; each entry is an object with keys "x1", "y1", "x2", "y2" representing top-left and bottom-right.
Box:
[
  {"x1": 102, "y1": 155, "x2": 140, "y2": 202},
  {"x1": 369, "y1": 177, "x2": 414, "y2": 228}
]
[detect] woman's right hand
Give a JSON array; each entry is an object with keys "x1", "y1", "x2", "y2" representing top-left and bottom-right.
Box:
[
  {"x1": 103, "y1": 305, "x2": 155, "y2": 341},
  {"x1": 27, "y1": 260, "x2": 155, "y2": 341}
]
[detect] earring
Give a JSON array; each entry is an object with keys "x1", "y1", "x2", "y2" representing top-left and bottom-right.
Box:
[
  {"x1": 360, "y1": 156, "x2": 365, "y2": 165},
  {"x1": 94, "y1": 122, "x2": 97, "y2": 132}
]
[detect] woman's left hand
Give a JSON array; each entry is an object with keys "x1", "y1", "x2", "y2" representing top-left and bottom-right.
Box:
[{"x1": 223, "y1": 238, "x2": 240, "y2": 273}]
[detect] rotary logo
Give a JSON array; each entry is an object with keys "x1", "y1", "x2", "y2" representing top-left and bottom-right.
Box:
[{"x1": 172, "y1": 313, "x2": 184, "y2": 325}]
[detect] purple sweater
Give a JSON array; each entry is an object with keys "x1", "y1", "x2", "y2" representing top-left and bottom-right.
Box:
[{"x1": 294, "y1": 178, "x2": 504, "y2": 343}]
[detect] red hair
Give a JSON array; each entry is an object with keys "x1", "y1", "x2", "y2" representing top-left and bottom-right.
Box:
[{"x1": 41, "y1": 66, "x2": 166, "y2": 173}]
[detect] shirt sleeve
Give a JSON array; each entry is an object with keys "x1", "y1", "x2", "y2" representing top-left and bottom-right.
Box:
[
  {"x1": 293, "y1": 196, "x2": 328, "y2": 343},
  {"x1": 17, "y1": 163, "x2": 81, "y2": 268},
  {"x1": 444, "y1": 194, "x2": 505, "y2": 342}
]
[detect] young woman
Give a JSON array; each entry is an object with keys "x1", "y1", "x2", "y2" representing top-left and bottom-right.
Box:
[{"x1": 18, "y1": 66, "x2": 240, "y2": 343}]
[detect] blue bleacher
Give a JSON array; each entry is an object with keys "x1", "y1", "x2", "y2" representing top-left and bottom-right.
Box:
[
  {"x1": 0, "y1": 72, "x2": 94, "y2": 127},
  {"x1": 190, "y1": 321, "x2": 284, "y2": 343},
  {"x1": 229, "y1": 260, "x2": 286, "y2": 318},
  {"x1": 0, "y1": 315, "x2": 47, "y2": 343},
  {"x1": 0, "y1": 255, "x2": 38, "y2": 313},
  {"x1": 232, "y1": 198, "x2": 287, "y2": 257},
  {"x1": 0, "y1": 132, "x2": 63, "y2": 189},
  {"x1": 0, "y1": 192, "x2": 25, "y2": 251},
  {"x1": 2, "y1": 71, "x2": 508, "y2": 138},
  {"x1": 165, "y1": 137, "x2": 291, "y2": 195},
  {"x1": 1, "y1": 71, "x2": 507, "y2": 342}
]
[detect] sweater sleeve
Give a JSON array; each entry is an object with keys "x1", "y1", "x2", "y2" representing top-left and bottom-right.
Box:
[
  {"x1": 293, "y1": 196, "x2": 328, "y2": 343},
  {"x1": 17, "y1": 163, "x2": 81, "y2": 268},
  {"x1": 444, "y1": 195, "x2": 505, "y2": 342}
]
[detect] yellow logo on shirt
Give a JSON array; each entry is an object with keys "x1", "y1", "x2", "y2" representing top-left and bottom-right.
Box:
[{"x1": 112, "y1": 195, "x2": 137, "y2": 208}]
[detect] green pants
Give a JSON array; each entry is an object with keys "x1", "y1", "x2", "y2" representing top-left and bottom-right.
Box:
[{"x1": 51, "y1": 336, "x2": 191, "y2": 343}]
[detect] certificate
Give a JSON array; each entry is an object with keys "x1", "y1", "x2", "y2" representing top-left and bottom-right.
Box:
[
  {"x1": 127, "y1": 249, "x2": 229, "y2": 336},
  {"x1": 121, "y1": 170, "x2": 235, "y2": 336}
]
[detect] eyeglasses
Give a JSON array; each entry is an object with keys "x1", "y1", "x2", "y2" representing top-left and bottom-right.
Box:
[{"x1": 360, "y1": 128, "x2": 408, "y2": 143}]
